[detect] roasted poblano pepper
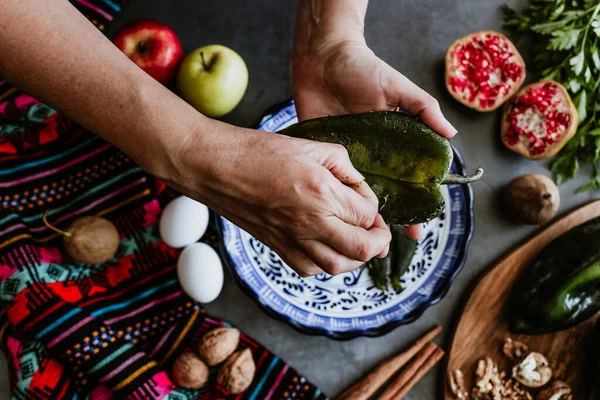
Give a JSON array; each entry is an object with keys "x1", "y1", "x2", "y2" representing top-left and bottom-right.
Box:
[
  {"x1": 280, "y1": 112, "x2": 482, "y2": 225},
  {"x1": 389, "y1": 225, "x2": 418, "y2": 290},
  {"x1": 367, "y1": 256, "x2": 390, "y2": 291},
  {"x1": 509, "y1": 216, "x2": 600, "y2": 334},
  {"x1": 589, "y1": 321, "x2": 600, "y2": 400},
  {"x1": 366, "y1": 225, "x2": 418, "y2": 291}
]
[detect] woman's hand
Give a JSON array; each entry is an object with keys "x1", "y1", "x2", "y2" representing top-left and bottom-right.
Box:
[
  {"x1": 165, "y1": 123, "x2": 391, "y2": 277},
  {"x1": 292, "y1": 0, "x2": 457, "y2": 239}
]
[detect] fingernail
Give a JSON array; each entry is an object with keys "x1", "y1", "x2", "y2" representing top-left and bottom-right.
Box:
[{"x1": 443, "y1": 118, "x2": 458, "y2": 137}]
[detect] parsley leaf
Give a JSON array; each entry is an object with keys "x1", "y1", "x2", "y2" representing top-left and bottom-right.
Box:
[{"x1": 503, "y1": 1, "x2": 600, "y2": 191}]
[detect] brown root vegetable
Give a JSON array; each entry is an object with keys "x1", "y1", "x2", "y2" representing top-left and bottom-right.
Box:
[
  {"x1": 217, "y1": 348, "x2": 256, "y2": 394},
  {"x1": 198, "y1": 327, "x2": 240, "y2": 366},
  {"x1": 43, "y1": 211, "x2": 119, "y2": 264},
  {"x1": 445, "y1": 31, "x2": 525, "y2": 112},
  {"x1": 501, "y1": 81, "x2": 578, "y2": 159},
  {"x1": 503, "y1": 174, "x2": 560, "y2": 225},
  {"x1": 172, "y1": 351, "x2": 209, "y2": 389}
]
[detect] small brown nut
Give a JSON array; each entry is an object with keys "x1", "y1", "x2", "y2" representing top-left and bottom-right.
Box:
[
  {"x1": 512, "y1": 352, "x2": 552, "y2": 388},
  {"x1": 448, "y1": 369, "x2": 468, "y2": 400},
  {"x1": 503, "y1": 338, "x2": 529, "y2": 360},
  {"x1": 172, "y1": 351, "x2": 209, "y2": 389},
  {"x1": 475, "y1": 357, "x2": 497, "y2": 394},
  {"x1": 503, "y1": 174, "x2": 560, "y2": 225},
  {"x1": 198, "y1": 327, "x2": 240, "y2": 366},
  {"x1": 502, "y1": 379, "x2": 533, "y2": 400},
  {"x1": 536, "y1": 381, "x2": 572, "y2": 400},
  {"x1": 217, "y1": 348, "x2": 256, "y2": 394}
]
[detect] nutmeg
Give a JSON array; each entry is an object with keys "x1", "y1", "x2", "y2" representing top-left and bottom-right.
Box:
[
  {"x1": 503, "y1": 174, "x2": 560, "y2": 225},
  {"x1": 198, "y1": 327, "x2": 240, "y2": 366},
  {"x1": 172, "y1": 351, "x2": 209, "y2": 389},
  {"x1": 217, "y1": 348, "x2": 256, "y2": 394}
]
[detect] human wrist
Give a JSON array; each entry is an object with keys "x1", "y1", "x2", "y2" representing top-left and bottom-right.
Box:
[{"x1": 293, "y1": 0, "x2": 366, "y2": 59}]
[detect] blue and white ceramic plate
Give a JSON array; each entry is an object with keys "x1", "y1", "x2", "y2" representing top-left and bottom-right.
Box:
[{"x1": 218, "y1": 101, "x2": 474, "y2": 339}]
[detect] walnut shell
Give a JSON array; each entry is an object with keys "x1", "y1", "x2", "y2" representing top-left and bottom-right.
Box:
[
  {"x1": 198, "y1": 327, "x2": 240, "y2": 366},
  {"x1": 217, "y1": 348, "x2": 256, "y2": 394},
  {"x1": 512, "y1": 352, "x2": 552, "y2": 388},
  {"x1": 64, "y1": 216, "x2": 119, "y2": 264},
  {"x1": 503, "y1": 174, "x2": 560, "y2": 225},
  {"x1": 172, "y1": 351, "x2": 209, "y2": 389},
  {"x1": 536, "y1": 381, "x2": 572, "y2": 400}
]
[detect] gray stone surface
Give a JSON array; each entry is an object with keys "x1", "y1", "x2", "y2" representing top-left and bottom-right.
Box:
[{"x1": 0, "y1": 0, "x2": 597, "y2": 398}]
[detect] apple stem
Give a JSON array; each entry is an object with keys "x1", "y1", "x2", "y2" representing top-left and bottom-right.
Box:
[
  {"x1": 42, "y1": 210, "x2": 71, "y2": 237},
  {"x1": 137, "y1": 41, "x2": 146, "y2": 54},
  {"x1": 200, "y1": 52, "x2": 209, "y2": 71}
]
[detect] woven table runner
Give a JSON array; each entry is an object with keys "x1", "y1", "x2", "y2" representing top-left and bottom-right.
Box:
[{"x1": 0, "y1": 1, "x2": 327, "y2": 399}]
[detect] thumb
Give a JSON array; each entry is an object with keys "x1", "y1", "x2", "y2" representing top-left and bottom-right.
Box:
[{"x1": 381, "y1": 63, "x2": 457, "y2": 138}]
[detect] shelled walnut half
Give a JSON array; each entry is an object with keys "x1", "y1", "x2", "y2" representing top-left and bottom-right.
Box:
[
  {"x1": 537, "y1": 381, "x2": 572, "y2": 400},
  {"x1": 512, "y1": 353, "x2": 552, "y2": 388}
]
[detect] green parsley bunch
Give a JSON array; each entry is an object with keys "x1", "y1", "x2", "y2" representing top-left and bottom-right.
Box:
[{"x1": 503, "y1": 0, "x2": 600, "y2": 190}]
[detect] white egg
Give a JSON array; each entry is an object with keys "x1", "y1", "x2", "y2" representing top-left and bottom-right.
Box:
[
  {"x1": 177, "y1": 242, "x2": 223, "y2": 303},
  {"x1": 160, "y1": 196, "x2": 209, "y2": 248}
]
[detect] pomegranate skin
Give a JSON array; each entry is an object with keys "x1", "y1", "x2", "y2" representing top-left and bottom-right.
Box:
[
  {"x1": 445, "y1": 31, "x2": 526, "y2": 112},
  {"x1": 501, "y1": 80, "x2": 578, "y2": 160}
]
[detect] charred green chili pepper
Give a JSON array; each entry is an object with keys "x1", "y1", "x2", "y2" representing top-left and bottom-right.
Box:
[
  {"x1": 510, "y1": 216, "x2": 600, "y2": 334},
  {"x1": 389, "y1": 225, "x2": 418, "y2": 290},
  {"x1": 280, "y1": 112, "x2": 482, "y2": 225},
  {"x1": 367, "y1": 256, "x2": 390, "y2": 291},
  {"x1": 366, "y1": 225, "x2": 418, "y2": 291}
]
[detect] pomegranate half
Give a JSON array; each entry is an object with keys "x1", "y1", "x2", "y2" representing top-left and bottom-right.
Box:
[
  {"x1": 501, "y1": 80, "x2": 577, "y2": 159},
  {"x1": 445, "y1": 31, "x2": 526, "y2": 112}
]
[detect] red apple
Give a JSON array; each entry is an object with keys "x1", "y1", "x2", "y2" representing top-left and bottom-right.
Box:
[{"x1": 113, "y1": 19, "x2": 183, "y2": 85}]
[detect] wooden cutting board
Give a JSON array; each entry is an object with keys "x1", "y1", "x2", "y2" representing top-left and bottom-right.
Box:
[{"x1": 443, "y1": 200, "x2": 600, "y2": 399}]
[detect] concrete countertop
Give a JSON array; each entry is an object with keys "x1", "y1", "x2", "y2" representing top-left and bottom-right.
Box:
[{"x1": 1, "y1": 1, "x2": 596, "y2": 398}]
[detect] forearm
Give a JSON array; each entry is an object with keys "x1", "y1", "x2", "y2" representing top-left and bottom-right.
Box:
[
  {"x1": 293, "y1": 0, "x2": 368, "y2": 57},
  {"x1": 0, "y1": 0, "x2": 219, "y2": 180}
]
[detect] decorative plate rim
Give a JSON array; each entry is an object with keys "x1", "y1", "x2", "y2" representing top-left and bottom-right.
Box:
[{"x1": 216, "y1": 100, "x2": 475, "y2": 340}]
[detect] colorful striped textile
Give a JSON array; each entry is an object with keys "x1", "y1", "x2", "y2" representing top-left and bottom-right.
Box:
[{"x1": 0, "y1": 1, "x2": 327, "y2": 399}]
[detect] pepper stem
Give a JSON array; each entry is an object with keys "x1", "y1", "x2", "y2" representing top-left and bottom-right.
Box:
[
  {"x1": 42, "y1": 210, "x2": 71, "y2": 237},
  {"x1": 442, "y1": 168, "x2": 484, "y2": 185}
]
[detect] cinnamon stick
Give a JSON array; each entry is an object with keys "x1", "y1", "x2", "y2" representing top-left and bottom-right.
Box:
[
  {"x1": 380, "y1": 346, "x2": 445, "y2": 400},
  {"x1": 394, "y1": 347, "x2": 444, "y2": 399},
  {"x1": 377, "y1": 342, "x2": 439, "y2": 400},
  {"x1": 336, "y1": 326, "x2": 442, "y2": 400}
]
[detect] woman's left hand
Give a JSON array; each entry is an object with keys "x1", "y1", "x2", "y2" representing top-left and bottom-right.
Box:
[{"x1": 292, "y1": 35, "x2": 457, "y2": 239}]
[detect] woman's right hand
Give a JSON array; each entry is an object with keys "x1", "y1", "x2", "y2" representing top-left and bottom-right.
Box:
[{"x1": 162, "y1": 121, "x2": 391, "y2": 277}]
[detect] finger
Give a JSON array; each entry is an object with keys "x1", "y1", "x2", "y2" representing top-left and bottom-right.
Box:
[
  {"x1": 404, "y1": 223, "x2": 424, "y2": 240},
  {"x1": 299, "y1": 239, "x2": 365, "y2": 276},
  {"x1": 335, "y1": 181, "x2": 379, "y2": 230},
  {"x1": 381, "y1": 64, "x2": 457, "y2": 138},
  {"x1": 270, "y1": 239, "x2": 324, "y2": 278},
  {"x1": 322, "y1": 214, "x2": 391, "y2": 262},
  {"x1": 348, "y1": 179, "x2": 379, "y2": 210},
  {"x1": 315, "y1": 143, "x2": 364, "y2": 185}
]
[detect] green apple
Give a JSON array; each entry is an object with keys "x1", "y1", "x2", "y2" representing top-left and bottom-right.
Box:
[{"x1": 177, "y1": 45, "x2": 248, "y2": 117}]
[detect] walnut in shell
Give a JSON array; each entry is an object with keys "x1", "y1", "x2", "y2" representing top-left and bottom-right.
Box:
[
  {"x1": 217, "y1": 348, "x2": 256, "y2": 394},
  {"x1": 536, "y1": 381, "x2": 572, "y2": 400},
  {"x1": 198, "y1": 327, "x2": 240, "y2": 366},
  {"x1": 503, "y1": 338, "x2": 529, "y2": 360},
  {"x1": 512, "y1": 353, "x2": 552, "y2": 388},
  {"x1": 172, "y1": 351, "x2": 209, "y2": 389}
]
